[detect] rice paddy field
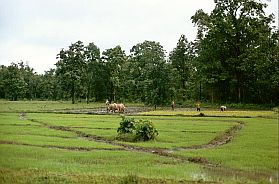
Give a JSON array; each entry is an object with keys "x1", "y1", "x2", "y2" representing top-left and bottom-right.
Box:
[{"x1": 0, "y1": 101, "x2": 278, "y2": 183}]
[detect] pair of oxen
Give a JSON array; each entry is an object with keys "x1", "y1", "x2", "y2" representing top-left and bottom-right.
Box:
[{"x1": 106, "y1": 102, "x2": 125, "y2": 113}]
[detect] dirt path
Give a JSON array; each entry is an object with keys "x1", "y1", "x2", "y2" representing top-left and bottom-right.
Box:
[{"x1": 0, "y1": 140, "x2": 125, "y2": 151}]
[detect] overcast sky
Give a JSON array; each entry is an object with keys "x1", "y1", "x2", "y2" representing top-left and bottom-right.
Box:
[{"x1": 0, "y1": 0, "x2": 278, "y2": 74}]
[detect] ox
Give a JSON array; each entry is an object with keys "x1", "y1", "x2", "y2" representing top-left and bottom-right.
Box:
[
  {"x1": 106, "y1": 102, "x2": 126, "y2": 113},
  {"x1": 116, "y1": 103, "x2": 125, "y2": 113},
  {"x1": 107, "y1": 103, "x2": 118, "y2": 113}
]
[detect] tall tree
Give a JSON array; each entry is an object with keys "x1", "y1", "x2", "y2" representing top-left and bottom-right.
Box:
[
  {"x1": 169, "y1": 35, "x2": 195, "y2": 101},
  {"x1": 102, "y1": 45, "x2": 127, "y2": 101},
  {"x1": 192, "y1": 0, "x2": 278, "y2": 103},
  {"x1": 130, "y1": 41, "x2": 174, "y2": 106},
  {"x1": 56, "y1": 41, "x2": 86, "y2": 104},
  {"x1": 1, "y1": 62, "x2": 27, "y2": 100},
  {"x1": 84, "y1": 42, "x2": 100, "y2": 103},
  {"x1": 18, "y1": 62, "x2": 37, "y2": 100},
  {"x1": 84, "y1": 42, "x2": 109, "y2": 102},
  {"x1": 39, "y1": 69, "x2": 58, "y2": 100},
  {"x1": 0, "y1": 65, "x2": 6, "y2": 98}
]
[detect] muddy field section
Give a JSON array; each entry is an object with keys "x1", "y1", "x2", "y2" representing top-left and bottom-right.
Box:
[
  {"x1": 49, "y1": 106, "x2": 153, "y2": 114},
  {"x1": 48, "y1": 106, "x2": 205, "y2": 115}
]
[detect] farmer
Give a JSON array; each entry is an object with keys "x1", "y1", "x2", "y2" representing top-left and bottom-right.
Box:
[
  {"x1": 220, "y1": 106, "x2": 226, "y2": 111},
  {"x1": 196, "y1": 101, "x2": 201, "y2": 111},
  {"x1": 171, "y1": 101, "x2": 175, "y2": 111},
  {"x1": 105, "y1": 99, "x2": 110, "y2": 105}
]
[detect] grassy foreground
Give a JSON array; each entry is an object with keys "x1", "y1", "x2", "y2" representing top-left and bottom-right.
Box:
[{"x1": 0, "y1": 101, "x2": 278, "y2": 183}]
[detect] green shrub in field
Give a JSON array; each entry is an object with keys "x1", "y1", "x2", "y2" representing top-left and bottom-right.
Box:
[
  {"x1": 117, "y1": 117, "x2": 158, "y2": 142},
  {"x1": 134, "y1": 119, "x2": 158, "y2": 141},
  {"x1": 117, "y1": 117, "x2": 136, "y2": 134}
]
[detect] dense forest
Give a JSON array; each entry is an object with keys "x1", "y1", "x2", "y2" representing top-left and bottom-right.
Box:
[{"x1": 0, "y1": 0, "x2": 278, "y2": 105}]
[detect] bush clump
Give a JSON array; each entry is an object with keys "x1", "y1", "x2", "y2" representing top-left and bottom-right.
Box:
[{"x1": 117, "y1": 116, "x2": 158, "y2": 142}]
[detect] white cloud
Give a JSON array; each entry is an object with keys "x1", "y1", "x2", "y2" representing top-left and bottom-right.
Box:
[
  {"x1": 0, "y1": 0, "x2": 277, "y2": 74},
  {"x1": 0, "y1": 39, "x2": 58, "y2": 72}
]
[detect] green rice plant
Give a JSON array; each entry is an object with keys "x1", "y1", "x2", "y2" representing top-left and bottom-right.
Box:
[
  {"x1": 28, "y1": 113, "x2": 121, "y2": 128},
  {"x1": 0, "y1": 144, "x2": 203, "y2": 180},
  {"x1": 119, "y1": 173, "x2": 139, "y2": 184},
  {"x1": 115, "y1": 116, "x2": 237, "y2": 148},
  {"x1": 0, "y1": 113, "x2": 38, "y2": 125},
  {"x1": 0, "y1": 124, "x2": 76, "y2": 138},
  {"x1": 139, "y1": 109, "x2": 277, "y2": 118},
  {"x1": 25, "y1": 113, "x2": 237, "y2": 149},
  {"x1": 0, "y1": 101, "x2": 278, "y2": 183},
  {"x1": 173, "y1": 118, "x2": 278, "y2": 173},
  {"x1": 0, "y1": 100, "x2": 105, "y2": 113}
]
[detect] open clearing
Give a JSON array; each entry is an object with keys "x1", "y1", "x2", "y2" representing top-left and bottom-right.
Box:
[{"x1": 0, "y1": 101, "x2": 278, "y2": 183}]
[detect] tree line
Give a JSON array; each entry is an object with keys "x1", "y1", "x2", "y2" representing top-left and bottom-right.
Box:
[{"x1": 1, "y1": 0, "x2": 278, "y2": 105}]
